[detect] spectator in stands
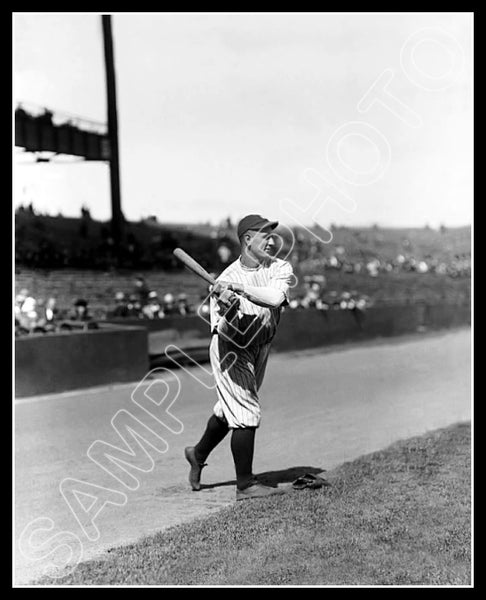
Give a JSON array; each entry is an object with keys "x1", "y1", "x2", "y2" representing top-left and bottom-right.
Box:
[
  {"x1": 127, "y1": 294, "x2": 142, "y2": 317},
  {"x1": 289, "y1": 297, "x2": 301, "y2": 310},
  {"x1": 316, "y1": 298, "x2": 330, "y2": 311},
  {"x1": 328, "y1": 255, "x2": 340, "y2": 269},
  {"x1": 34, "y1": 297, "x2": 58, "y2": 332},
  {"x1": 326, "y1": 291, "x2": 340, "y2": 310},
  {"x1": 112, "y1": 292, "x2": 130, "y2": 317},
  {"x1": 45, "y1": 297, "x2": 58, "y2": 323},
  {"x1": 16, "y1": 288, "x2": 29, "y2": 308},
  {"x1": 17, "y1": 293, "x2": 38, "y2": 332},
  {"x1": 339, "y1": 292, "x2": 350, "y2": 310},
  {"x1": 217, "y1": 243, "x2": 232, "y2": 265},
  {"x1": 15, "y1": 290, "x2": 42, "y2": 333},
  {"x1": 366, "y1": 259, "x2": 380, "y2": 277},
  {"x1": 176, "y1": 293, "x2": 191, "y2": 316},
  {"x1": 71, "y1": 298, "x2": 92, "y2": 322},
  {"x1": 133, "y1": 276, "x2": 150, "y2": 306},
  {"x1": 198, "y1": 293, "x2": 210, "y2": 318},
  {"x1": 15, "y1": 290, "x2": 27, "y2": 320},
  {"x1": 162, "y1": 293, "x2": 177, "y2": 316},
  {"x1": 417, "y1": 260, "x2": 429, "y2": 273},
  {"x1": 142, "y1": 291, "x2": 164, "y2": 319},
  {"x1": 306, "y1": 282, "x2": 322, "y2": 308}
]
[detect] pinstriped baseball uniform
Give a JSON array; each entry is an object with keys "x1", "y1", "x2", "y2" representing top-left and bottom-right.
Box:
[{"x1": 209, "y1": 257, "x2": 293, "y2": 429}]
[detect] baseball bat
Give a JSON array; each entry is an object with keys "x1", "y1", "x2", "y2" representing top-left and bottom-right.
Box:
[{"x1": 173, "y1": 248, "x2": 217, "y2": 286}]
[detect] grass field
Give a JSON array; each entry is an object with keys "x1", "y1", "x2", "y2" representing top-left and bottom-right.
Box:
[{"x1": 37, "y1": 422, "x2": 471, "y2": 586}]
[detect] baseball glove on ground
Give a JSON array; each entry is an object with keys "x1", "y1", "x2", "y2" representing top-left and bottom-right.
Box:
[{"x1": 292, "y1": 473, "x2": 330, "y2": 490}]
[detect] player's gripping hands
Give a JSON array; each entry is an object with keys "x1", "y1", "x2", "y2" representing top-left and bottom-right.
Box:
[
  {"x1": 210, "y1": 282, "x2": 241, "y2": 318},
  {"x1": 210, "y1": 281, "x2": 244, "y2": 295}
]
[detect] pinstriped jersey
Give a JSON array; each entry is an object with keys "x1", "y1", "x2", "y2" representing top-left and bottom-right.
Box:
[{"x1": 210, "y1": 257, "x2": 293, "y2": 347}]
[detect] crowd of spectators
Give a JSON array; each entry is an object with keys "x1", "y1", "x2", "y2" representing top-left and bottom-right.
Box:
[
  {"x1": 13, "y1": 269, "x2": 372, "y2": 338},
  {"x1": 14, "y1": 211, "x2": 471, "y2": 337},
  {"x1": 15, "y1": 208, "x2": 237, "y2": 271},
  {"x1": 14, "y1": 279, "x2": 366, "y2": 338},
  {"x1": 15, "y1": 290, "x2": 98, "y2": 337},
  {"x1": 16, "y1": 256, "x2": 469, "y2": 337},
  {"x1": 15, "y1": 208, "x2": 471, "y2": 281},
  {"x1": 14, "y1": 275, "x2": 212, "y2": 337},
  {"x1": 107, "y1": 276, "x2": 201, "y2": 319},
  {"x1": 289, "y1": 235, "x2": 471, "y2": 280},
  {"x1": 288, "y1": 275, "x2": 371, "y2": 313}
]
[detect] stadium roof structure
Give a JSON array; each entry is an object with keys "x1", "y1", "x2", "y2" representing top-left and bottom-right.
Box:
[
  {"x1": 15, "y1": 103, "x2": 110, "y2": 162},
  {"x1": 14, "y1": 16, "x2": 124, "y2": 262}
]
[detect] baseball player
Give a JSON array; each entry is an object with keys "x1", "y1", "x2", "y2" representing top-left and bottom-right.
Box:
[{"x1": 185, "y1": 214, "x2": 294, "y2": 500}]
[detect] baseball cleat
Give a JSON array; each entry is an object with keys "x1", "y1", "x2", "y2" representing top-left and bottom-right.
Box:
[
  {"x1": 236, "y1": 482, "x2": 286, "y2": 501},
  {"x1": 184, "y1": 446, "x2": 207, "y2": 491}
]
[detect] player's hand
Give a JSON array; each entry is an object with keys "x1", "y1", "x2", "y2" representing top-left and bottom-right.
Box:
[
  {"x1": 226, "y1": 282, "x2": 245, "y2": 293},
  {"x1": 218, "y1": 289, "x2": 238, "y2": 306},
  {"x1": 211, "y1": 281, "x2": 231, "y2": 296},
  {"x1": 210, "y1": 281, "x2": 245, "y2": 298},
  {"x1": 217, "y1": 290, "x2": 240, "y2": 317}
]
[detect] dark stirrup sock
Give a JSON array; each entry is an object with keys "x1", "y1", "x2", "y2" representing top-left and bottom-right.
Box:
[
  {"x1": 231, "y1": 427, "x2": 256, "y2": 490},
  {"x1": 194, "y1": 414, "x2": 229, "y2": 463}
]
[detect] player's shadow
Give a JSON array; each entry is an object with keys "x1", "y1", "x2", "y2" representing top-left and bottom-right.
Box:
[{"x1": 200, "y1": 466, "x2": 325, "y2": 490}]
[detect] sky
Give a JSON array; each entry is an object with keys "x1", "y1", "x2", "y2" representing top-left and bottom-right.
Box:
[{"x1": 13, "y1": 12, "x2": 473, "y2": 228}]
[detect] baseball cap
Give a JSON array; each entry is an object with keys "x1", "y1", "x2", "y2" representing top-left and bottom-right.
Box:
[{"x1": 237, "y1": 214, "x2": 278, "y2": 239}]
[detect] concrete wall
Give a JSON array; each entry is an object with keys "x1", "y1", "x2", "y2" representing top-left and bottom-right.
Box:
[
  {"x1": 107, "y1": 302, "x2": 469, "y2": 343},
  {"x1": 147, "y1": 302, "x2": 470, "y2": 368},
  {"x1": 15, "y1": 303, "x2": 470, "y2": 398},
  {"x1": 15, "y1": 325, "x2": 149, "y2": 398},
  {"x1": 105, "y1": 315, "x2": 210, "y2": 336},
  {"x1": 272, "y1": 303, "x2": 469, "y2": 352},
  {"x1": 423, "y1": 303, "x2": 471, "y2": 330}
]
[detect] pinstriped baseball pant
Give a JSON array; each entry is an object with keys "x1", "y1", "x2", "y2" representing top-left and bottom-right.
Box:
[{"x1": 210, "y1": 333, "x2": 272, "y2": 428}]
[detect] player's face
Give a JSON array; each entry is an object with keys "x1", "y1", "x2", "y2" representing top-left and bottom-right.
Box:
[{"x1": 247, "y1": 229, "x2": 275, "y2": 262}]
